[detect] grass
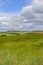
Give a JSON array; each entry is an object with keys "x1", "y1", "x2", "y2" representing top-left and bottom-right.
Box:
[{"x1": 0, "y1": 33, "x2": 43, "y2": 65}]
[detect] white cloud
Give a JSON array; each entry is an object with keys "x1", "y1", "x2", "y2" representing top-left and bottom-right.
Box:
[
  {"x1": 32, "y1": 0, "x2": 43, "y2": 13},
  {"x1": 0, "y1": 0, "x2": 43, "y2": 31},
  {"x1": 1, "y1": 21, "x2": 10, "y2": 26},
  {"x1": 21, "y1": 6, "x2": 35, "y2": 19},
  {"x1": 20, "y1": 0, "x2": 43, "y2": 31}
]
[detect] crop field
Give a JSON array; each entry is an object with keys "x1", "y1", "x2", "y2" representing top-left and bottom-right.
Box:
[{"x1": 0, "y1": 32, "x2": 43, "y2": 65}]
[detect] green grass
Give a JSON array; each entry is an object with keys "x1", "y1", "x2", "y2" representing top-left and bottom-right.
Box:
[{"x1": 0, "y1": 33, "x2": 43, "y2": 65}]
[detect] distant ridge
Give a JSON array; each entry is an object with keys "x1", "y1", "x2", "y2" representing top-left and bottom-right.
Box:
[{"x1": 7, "y1": 30, "x2": 43, "y2": 33}]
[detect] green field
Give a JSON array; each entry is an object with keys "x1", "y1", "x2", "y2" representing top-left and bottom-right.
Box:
[{"x1": 0, "y1": 32, "x2": 43, "y2": 65}]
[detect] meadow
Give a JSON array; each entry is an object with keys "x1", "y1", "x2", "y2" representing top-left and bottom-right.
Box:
[{"x1": 0, "y1": 32, "x2": 43, "y2": 65}]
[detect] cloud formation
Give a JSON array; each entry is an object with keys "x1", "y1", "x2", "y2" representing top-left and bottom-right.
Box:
[
  {"x1": 20, "y1": 0, "x2": 43, "y2": 31},
  {"x1": 0, "y1": 0, "x2": 43, "y2": 31}
]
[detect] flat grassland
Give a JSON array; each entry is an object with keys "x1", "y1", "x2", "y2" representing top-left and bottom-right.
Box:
[{"x1": 0, "y1": 32, "x2": 43, "y2": 65}]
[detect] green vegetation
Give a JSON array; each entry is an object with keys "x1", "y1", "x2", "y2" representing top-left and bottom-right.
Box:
[{"x1": 0, "y1": 32, "x2": 43, "y2": 65}]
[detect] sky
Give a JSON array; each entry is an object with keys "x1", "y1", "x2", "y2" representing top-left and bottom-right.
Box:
[{"x1": 0, "y1": 0, "x2": 43, "y2": 31}]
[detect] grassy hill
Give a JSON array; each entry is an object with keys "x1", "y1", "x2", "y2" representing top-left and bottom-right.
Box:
[{"x1": 0, "y1": 32, "x2": 43, "y2": 65}]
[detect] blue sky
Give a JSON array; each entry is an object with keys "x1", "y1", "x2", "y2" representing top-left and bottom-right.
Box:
[
  {"x1": 0, "y1": 0, "x2": 32, "y2": 13},
  {"x1": 0, "y1": 0, "x2": 43, "y2": 31}
]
